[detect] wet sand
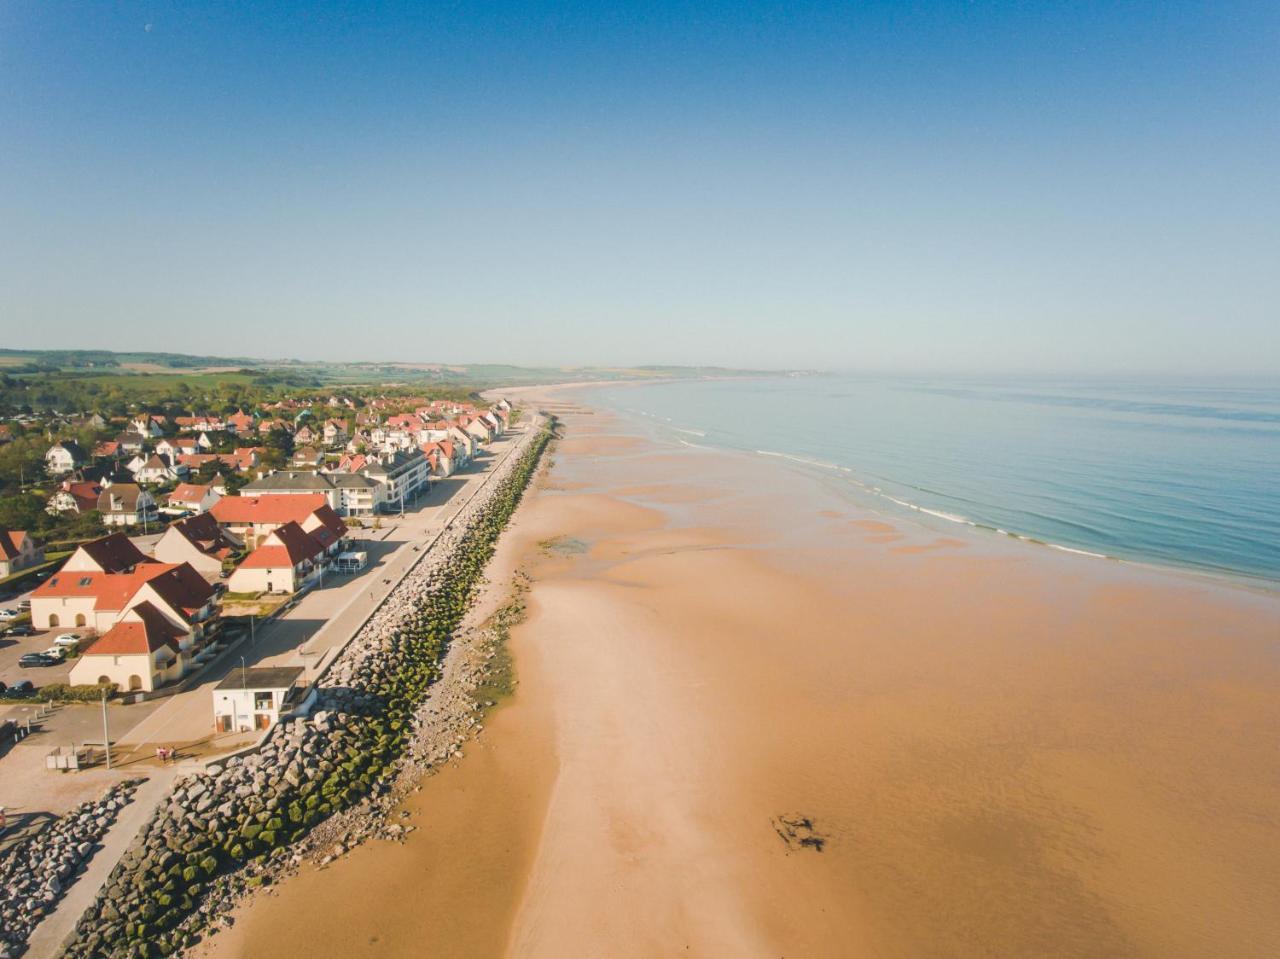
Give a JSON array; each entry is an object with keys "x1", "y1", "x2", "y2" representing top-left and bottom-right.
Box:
[{"x1": 205, "y1": 391, "x2": 1280, "y2": 959}]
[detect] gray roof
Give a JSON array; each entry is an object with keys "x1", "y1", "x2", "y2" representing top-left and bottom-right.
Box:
[
  {"x1": 325, "y1": 472, "x2": 378, "y2": 489},
  {"x1": 243, "y1": 471, "x2": 335, "y2": 492},
  {"x1": 215, "y1": 666, "x2": 305, "y2": 691}
]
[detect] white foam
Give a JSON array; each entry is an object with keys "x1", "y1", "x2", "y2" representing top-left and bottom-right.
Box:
[
  {"x1": 1047, "y1": 543, "x2": 1108, "y2": 559},
  {"x1": 675, "y1": 427, "x2": 707, "y2": 437},
  {"x1": 755, "y1": 449, "x2": 851, "y2": 473}
]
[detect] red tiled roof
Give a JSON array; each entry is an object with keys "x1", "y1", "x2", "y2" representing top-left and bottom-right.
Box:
[
  {"x1": 211, "y1": 493, "x2": 328, "y2": 526},
  {"x1": 169, "y1": 483, "x2": 212, "y2": 504},
  {"x1": 89, "y1": 602, "x2": 185, "y2": 655},
  {"x1": 1, "y1": 531, "x2": 32, "y2": 561},
  {"x1": 239, "y1": 521, "x2": 323, "y2": 569}
]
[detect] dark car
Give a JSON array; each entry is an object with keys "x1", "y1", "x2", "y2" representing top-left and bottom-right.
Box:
[
  {"x1": 4, "y1": 624, "x2": 34, "y2": 637},
  {"x1": 18, "y1": 652, "x2": 59, "y2": 668},
  {"x1": 5, "y1": 680, "x2": 35, "y2": 698}
]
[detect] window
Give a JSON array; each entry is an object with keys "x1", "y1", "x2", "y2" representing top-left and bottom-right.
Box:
[{"x1": 254, "y1": 691, "x2": 273, "y2": 710}]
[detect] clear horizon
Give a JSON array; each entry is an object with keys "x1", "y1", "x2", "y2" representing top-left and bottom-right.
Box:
[{"x1": 2, "y1": 2, "x2": 1277, "y2": 374}]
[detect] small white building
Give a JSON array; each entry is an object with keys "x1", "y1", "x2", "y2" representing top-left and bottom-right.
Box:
[
  {"x1": 45, "y1": 441, "x2": 87, "y2": 476},
  {"x1": 212, "y1": 666, "x2": 313, "y2": 733}
]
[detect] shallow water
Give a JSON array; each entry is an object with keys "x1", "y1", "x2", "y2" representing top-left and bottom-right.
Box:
[{"x1": 589, "y1": 375, "x2": 1280, "y2": 584}]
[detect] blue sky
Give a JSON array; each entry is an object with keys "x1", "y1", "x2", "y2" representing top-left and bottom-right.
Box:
[{"x1": 1, "y1": 1, "x2": 1277, "y2": 372}]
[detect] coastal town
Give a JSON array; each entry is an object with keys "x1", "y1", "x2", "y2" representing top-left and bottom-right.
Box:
[{"x1": 0, "y1": 385, "x2": 545, "y2": 958}]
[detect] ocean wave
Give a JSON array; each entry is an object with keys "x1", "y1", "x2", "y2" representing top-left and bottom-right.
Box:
[
  {"x1": 1047, "y1": 543, "x2": 1109, "y2": 559},
  {"x1": 675, "y1": 427, "x2": 707, "y2": 437},
  {"x1": 755, "y1": 449, "x2": 852, "y2": 473}
]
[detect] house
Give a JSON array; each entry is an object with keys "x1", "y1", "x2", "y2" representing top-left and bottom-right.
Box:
[
  {"x1": 207, "y1": 472, "x2": 230, "y2": 496},
  {"x1": 47, "y1": 480, "x2": 104, "y2": 515},
  {"x1": 0, "y1": 532, "x2": 44, "y2": 577},
  {"x1": 226, "y1": 409, "x2": 255, "y2": 436},
  {"x1": 210, "y1": 492, "x2": 333, "y2": 548},
  {"x1": 113, "y1": 431, "x2": 148, "y2": 455},
  {"x1": 294, "y1": 425, "x2": 316, "y2": 446},
  {"x1": 173, "y1": 414, "x2": 225, "y2": 433},
  {"x1": 45, "y1": 441, "x2": 88, "y2": 475},
  {"x1": 153, "y1": 513, "x2": 241, "y2": 577},
  {"x1": 212, "y1": 666, "x2": 313, "y2": 733},
  {"x1": 225, "y1": 521, "x2": 330, "y2": 594},
  {"x1": 165, "y1": 482, "x2": 221, "y2": 515},
  {"x1": 447, "y1": 424, "x2": 477, "y2": 464},
  {"x1": 130, "y1": 415, "x2": 165, "y2": 438},
  {"x1": 131, "y1": 453, "x2": 184, "y2": 485},
  {"x1": 458, "y1": 414, "x2": 493, "y2": 444},
  {"x1": 30, "y1": 557, "x2": 216, "y2": 634},
  {"x1": 93, "y1": 440, "x2": 121, "y2": 459},
  {"x1": 62, "y1": 532, "x2": 154, "y2": 573},
  {"x1": 69, "y1": 602, "x2": 194, "y2": 693},
  {"x1": 322, "y1": 419, "x2": 349, "y2": 446},
  {"x1": 291, "y1": 446, "x2": 323, "y2": 468},
  {"x1": 156, "y1": 438, "x2": 202, "y2": 460},
  {"x1": 177, "y1": 448, "x2": 261, "y2": 474},
  {"x1": 420, "y1": 441, "x2": 455, "y2": 477},
  {"x1": 97, "y1": 484, "x2": 158, "y2": 527}
]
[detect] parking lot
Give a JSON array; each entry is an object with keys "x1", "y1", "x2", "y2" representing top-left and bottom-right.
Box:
[{"x1": 0, "y1": 622, "x2": 82, "y2": 694}]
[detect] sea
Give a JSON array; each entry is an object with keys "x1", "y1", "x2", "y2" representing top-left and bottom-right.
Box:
[{"x1": 587, "y1": 375, "x2": 1280, "y2": 587}]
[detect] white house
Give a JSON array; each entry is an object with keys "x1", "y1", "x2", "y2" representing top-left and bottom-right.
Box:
[
  {"x1": 0, "y1": 531, "x2": 44, "y2": 577},
  {"x1": 212, "y1": 666, "x2": 313, "y2": 733},
  {"x1": 165, "y1": 482, "x2": 221, "y2": 515},
  {"x1": 97, "y1": 484, "x2": 158, "y2": 527},
  {"x1": 69, "y1": 602, "x2": 193, "y2": 693},
  {"x1": 132, "y1": 454, "x2": 184, "y2": 485},
  {"x1": 45, "y1": 441, "x2": 87, "y2": 476},
  {"x1": 130, "y1": 415, "x2": 165, "y2": 438},
  {"x1": 224, "y1": 521, "x2": 328, "y2": 594},
  {"x1": 152, "y1": 513, "x2": 242, "y2": 576}
]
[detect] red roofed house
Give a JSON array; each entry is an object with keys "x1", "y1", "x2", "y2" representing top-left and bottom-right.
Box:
[
  {"x1": 419, "y1": 441, "x2": 455, "y2": 478},
  {"x1": 30, "y1": 558, "x2": 217, "y2": 636},
  {"x1": 225, "y1": 521, "x2": 329, "y2": 594},
  {"x1": 69, "y1": 602, "x2": 195, "y2": 692},
  {"x1": 226, "y1": 409, "x2": 255, "y2": 435},
  {"x1": 0, "y1": 531, "x2": 44, "y2": 577},
  {"x1": 210, "y1": 493, "x2": 331, "y2": 549},
  {"x1": 47, "y1": 480, "x2": 104, "y2": 515},
  {"x1": 153, "y1": 513, "x2": 243, "y2": 576},
  {"x1": 166, "y1": 482, "x2": 222, "y2": 515}
]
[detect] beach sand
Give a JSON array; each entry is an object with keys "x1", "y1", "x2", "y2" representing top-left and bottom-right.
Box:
[{"x1": 203, "y1": 392, "x2": 1280, "y2": 959}]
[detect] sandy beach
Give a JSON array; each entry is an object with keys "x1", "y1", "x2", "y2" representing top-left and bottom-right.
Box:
[{"x1": 204, "y1": 387, "x2": 1280, "y2": 959}]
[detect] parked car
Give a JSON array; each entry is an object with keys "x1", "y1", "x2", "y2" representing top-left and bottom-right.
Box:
[
  {"x1": 3, "y1": 624, "x2": 34, "y2": 637},
  {"x1": 18, "y1": 599, "x2": 30, "y2": 609},
  {"x1": 1, "y1": 717, "x2": 16, "y2": 744},
  {"x1": 53, "y1": 633, "x2": 85, "y2": 648},
  {"x1": 0, "y1": 609, "x2": 19, "y2": 620},
  {"x1": 19, "y1": 652, "x2": 59, "y2": 668},
  {"x1": 0, "y1": 681, "x2": 6, "y2": 695},
  {"x1": 42, "y1": 646, "x2": 67, "y2": 660},
  {"x1": 4, "y1": 680, "x2": 36, "y2": 699}
]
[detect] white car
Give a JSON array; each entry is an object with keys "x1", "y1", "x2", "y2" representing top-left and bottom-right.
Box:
[
  {"x1": 0, "y1": 609, "x2": 19, "y2": 621},
  {"x1": 53, "y1": 633, "x2": 85, "y2": 648},
  {"x1": 42, "y1": 646, "x2": 67, "y2": 660}
]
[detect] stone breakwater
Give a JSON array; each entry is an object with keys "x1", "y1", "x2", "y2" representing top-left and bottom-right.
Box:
[
  {"x1": 0, "y1": 780, "x2": 143, "y2": 958},
  {"x1": 57, "y1": 420, "x2": 554, "y2": 959}
]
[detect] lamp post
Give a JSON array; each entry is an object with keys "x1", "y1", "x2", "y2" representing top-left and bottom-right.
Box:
[{"x1": 100, "y1": 688, "x2": 112, "y2": 769}]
